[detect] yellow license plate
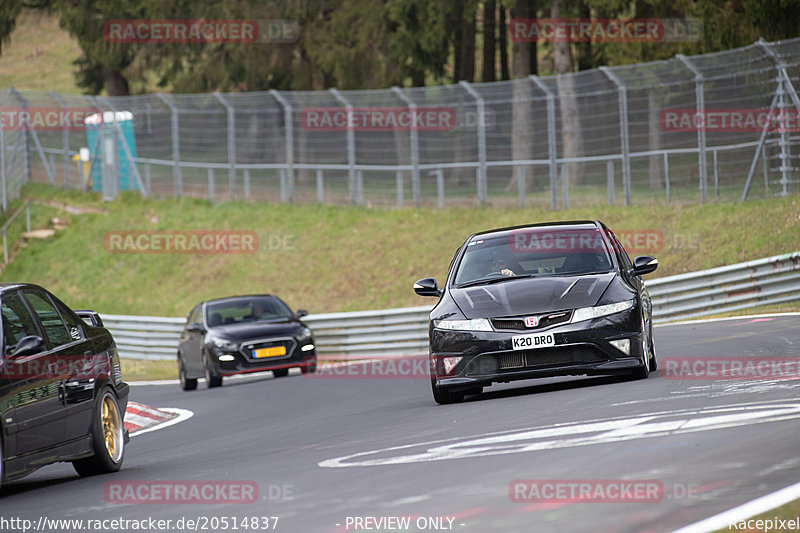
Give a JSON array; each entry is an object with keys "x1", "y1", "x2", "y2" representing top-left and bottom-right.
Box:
[{"x1": 254, "y1": 346, "x2": 286, "y2": 358}]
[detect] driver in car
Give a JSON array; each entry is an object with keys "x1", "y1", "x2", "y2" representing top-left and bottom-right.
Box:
[{"x1": 489, "y1": 250, "x2": 518, "y2": 277}]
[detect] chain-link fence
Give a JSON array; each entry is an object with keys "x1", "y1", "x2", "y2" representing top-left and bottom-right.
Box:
[{"x1": 2, "y1": 37, "x2": 800, "y2": 211}]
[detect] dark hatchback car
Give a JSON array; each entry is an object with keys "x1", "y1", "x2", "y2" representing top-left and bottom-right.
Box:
[
  {"x1": 414, "y1": 221, "x2": 658, "y2": 404},
  {"x1": 177, "y1": 294, "x2": 317, "y2": 390},
  {"x1": 0, "y1": 283, "x2": 129, "y2": 489}
]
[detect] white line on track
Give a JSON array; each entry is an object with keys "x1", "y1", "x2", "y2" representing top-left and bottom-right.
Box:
[{"x1": 671, "y1": 480, "x2": 800, "y2": 533}]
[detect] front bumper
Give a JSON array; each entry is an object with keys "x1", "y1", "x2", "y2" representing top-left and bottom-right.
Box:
[
  {"x1": 208, "y1": 343, "x2": 317, "y2": 377},
  {"x1": 430, "y1": 311, "x2": 646, "y2": 390}
]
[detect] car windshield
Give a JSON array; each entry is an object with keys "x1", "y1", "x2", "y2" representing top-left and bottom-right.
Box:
[
  {"x1": 205, "y1": 296, "x2": 294, "y2": 327},
  {"x1": 453, "y1": 227, "x2": 614, "y2": 286}
]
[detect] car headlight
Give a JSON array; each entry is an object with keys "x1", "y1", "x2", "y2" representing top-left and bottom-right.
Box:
[
  {"x1": 571, "y1": 300, "x2": 635, "y2": 323},
  {"x1": 297, "y1": 327, "x2": 312, "y2": 341},
  {"x1": 433, "y1": 318, "x2": 493, "y2": 332},
  {"x1": 209, "y1": 335, "x2": 238, "y2": 351}
]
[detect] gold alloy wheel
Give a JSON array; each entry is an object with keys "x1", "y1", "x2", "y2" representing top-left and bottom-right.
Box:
[{"x1": 101, "y1": 394, "x2": 124, "y2": 463}]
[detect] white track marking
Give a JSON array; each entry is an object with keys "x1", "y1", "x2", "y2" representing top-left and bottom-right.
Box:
[
  {"x1": 129, "y1": 408, "x2": 193, "y2": 437},
  {"x1": 320, "y1": 401, "x2": 800, "y2": 467},
  {"x1": 671, "y1": 480, "x2": 800, "y2": 533}
]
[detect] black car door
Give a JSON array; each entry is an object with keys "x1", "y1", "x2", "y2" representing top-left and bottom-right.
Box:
[
  {"x1": 0, "y1": 290, "x2": 64, "y2": 458},
  {"x1": 179, "y1": 305, "x2": 205, "y2": 376},
  {"x1": 41, "y1": 294, "x2": 101, "y2": 442}
]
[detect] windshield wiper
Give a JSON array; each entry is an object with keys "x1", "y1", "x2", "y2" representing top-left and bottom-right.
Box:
[{"x1": 456, "y1": 274, "x2": 535, "y2": 288}]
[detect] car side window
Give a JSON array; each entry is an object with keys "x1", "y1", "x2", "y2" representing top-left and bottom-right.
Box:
[
  {"x1": 608, "y1": 231, "x2": 633, "y2": 270},
  {"x1": 52, "y1": 298, "x2": 85, "y2": 342},
  {"x1": 187, "y1": 306, "x2": 201, "y2": 326},
  {"x1": 23, "y1": 291, "x2": 72, "y2": 348},
  {"x1": 1, "y1": 292, "x2": 41, "y2": 352}
]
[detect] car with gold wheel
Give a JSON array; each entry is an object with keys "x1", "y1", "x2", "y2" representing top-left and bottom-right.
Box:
[{"x1": 0, "y1": 283, "x2": 129, "y2": 489}]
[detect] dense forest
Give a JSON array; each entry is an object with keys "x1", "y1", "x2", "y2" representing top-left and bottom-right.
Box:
[{"x1": 2, "y1": 0, "x2": 799, "y2": 95}]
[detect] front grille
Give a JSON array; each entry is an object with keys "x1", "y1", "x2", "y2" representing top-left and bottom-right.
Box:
[
  {"x1": 491, "y1": 311, "x2": 572, "y2": 331},
  {"x1": 239, "y1": 338, "x2": 296, "y2": 359},
  {"x1": 491, "y1": 345, "x2": 607, "y2": 371}
]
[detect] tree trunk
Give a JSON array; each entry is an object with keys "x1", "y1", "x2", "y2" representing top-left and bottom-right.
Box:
[
  {"x1": 509, "y1": 0, "x2": 536, "y2": 193},
  {"x1": 105, "y1": 70, "x2": 129, "y2": 96},
  {"x1": 648, "y1": 91, "x2": 663, "y2": 189},
  {"x1": 498, "y1": 6, "x2": 509, "y2": 80},
  {"x1": 482, "y1": 0, "x2": 496, "y2": 82},
  {"x1": 460, "y1": 8, "x2": 475, "y2": 82},
  {"x1": 551, "y1": 0, "x2": 584, "y2": 189}
]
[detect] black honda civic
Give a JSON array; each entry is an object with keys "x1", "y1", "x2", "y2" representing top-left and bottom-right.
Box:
[
  {"x1": 414, "y1": 221, "x2": 658, "y2": 404},
  {"x1": 177, "y1": 294, "x2": 316, "y2": 390}
]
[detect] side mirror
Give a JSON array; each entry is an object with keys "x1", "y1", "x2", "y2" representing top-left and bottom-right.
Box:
[
  {"x1": 186, "y1": 322, "x2": 206, "y2": 333},
  {"x1": 296, "y1": 309, "x2": 308, "y2": 318},
  {"x1": 413, "y1": 277, "x2": 442, "y2": 297},
  {"x1": 10, "y1": 335, "x2": 45, "y2": 357},
  {"x1": 631, "y1": 256, "x2": 659, "y2": 277}
]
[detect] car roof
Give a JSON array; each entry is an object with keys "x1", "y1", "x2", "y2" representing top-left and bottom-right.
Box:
[
  {"x1": 0, "y1": 282, "x2": 45, "y2": 293},
  {"x1": 202, "y1": 294, "x2": 280, "y2": 305},
  {"x1": 468, "y1": 220, "x2": 604, "y2": 241}
]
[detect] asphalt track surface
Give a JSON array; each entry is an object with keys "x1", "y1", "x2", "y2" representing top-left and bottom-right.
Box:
[{"x1": 2, "y1": 315, "x2": 800, "y2": 533}]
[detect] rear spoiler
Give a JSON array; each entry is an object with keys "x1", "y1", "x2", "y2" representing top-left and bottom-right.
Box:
[{"x1": 75, "y1": 310, "x2": 104, "y2": 327}]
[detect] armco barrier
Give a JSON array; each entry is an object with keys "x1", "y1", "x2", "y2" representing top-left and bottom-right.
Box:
[{"x1": 103, "y1": 252, "x2": 800, "y2": 360}]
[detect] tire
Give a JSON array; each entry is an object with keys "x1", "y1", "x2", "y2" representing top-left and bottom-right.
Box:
[
  {"x1": 203, "y1": 355, "x2": 223, "y2": 388},
  {"x1": 273, "y1": 368, "x2": 289, "y2": 378},
  {"x1": 178, "y1": 356, "x2": 197, "y2": 391},
  {"x1": 301, "y1": 362, "x2": 317, "y2": 375},
  {"x1": 73, "y1": 387, "x2": 125, "y2": 476},
  {"x1": 648, "y1": 324, "x2": 658, "y2": 371},
  {"x1": 431, "y1": 379, "x2": 465, "y2": 404}
]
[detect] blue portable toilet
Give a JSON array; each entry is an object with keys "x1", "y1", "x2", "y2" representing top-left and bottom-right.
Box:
[{"x1": 84, "y1": 110, "x2": 138, "y2": 194}]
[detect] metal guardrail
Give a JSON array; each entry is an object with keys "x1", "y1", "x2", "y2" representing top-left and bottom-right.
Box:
[
  {"x1": 648, "y1": 251, "x2": 800, "y2": 323},
  {"x1": 103, "y1": 252, "x2": 800, "y2": 360}
]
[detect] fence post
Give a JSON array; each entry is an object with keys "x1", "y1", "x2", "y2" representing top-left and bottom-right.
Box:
[
  {"x1": 560, "y1": 164, "x2": 569, "y2": 208},
  {"x1": 713, "y1": 149, "x2": 719, "y2": 201},
  {"x1": 459, "y1": 81, "x2": 488, "y2": 206},
  {"x1": 529, "y1": 76, "x2": 558, "y2": 209},
  {"x1": 677, "y1": 55, "x2": 707, "y2": 202},
  {"x1": 156, "y1": 93, "x2": 182, "y2": 197},
  {"x1": 244, "y1": 168, "x2": 251, "y2": 201},
  {"x1": 269, "y1": 90, "x2": 294, "y2": 203},
  {"x1": 0, "y1": 112, "x2": 5, "y2": 212},
  {"x1": 50, "y1": 91, "x2": 70, "y2": 188},
  {"x1": 395, "y1": 170, "x2": 404, "y2": 208},
  {"x1": 391, "y1": 87, "x2": 421, "y2": 207},
  {"x1": 328, "y1": 88, "x2": 358, "y2": 205},
  {"x1": 208, "y1": 167, "x2": 215, "y2": 202},
  {"x1": 757, "y1": 39, "x2": 800, "y2": 197},
  {"x1": 517, "y1": 166, "x2": 525, "y2": 208},
  {"x1": 599, "y1": 67, "x2": 631, "y2": 206},
  {"x1": 316, "y1": 169, "x2": 324, "y2": 204},
  {"x1": 213, "y1": 92, "x2": 236, "y2": 200},
  {"x1": 663, "y1": 152, "x2": 671, "y2": 204},
  {"x1": 431, "y1": 169, "x2": 444, "y2": 209},
  {"x1": 607, "y1": 159, "x2": 614, "y2": 205}
]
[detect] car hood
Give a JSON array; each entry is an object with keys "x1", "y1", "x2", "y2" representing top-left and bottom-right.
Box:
[
  {"x1": 208, "y1": 320, "x2": 304, "y2": 342},
  {"x1": 451, "y1": 273, "x2": 616, "y2": 318}
]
